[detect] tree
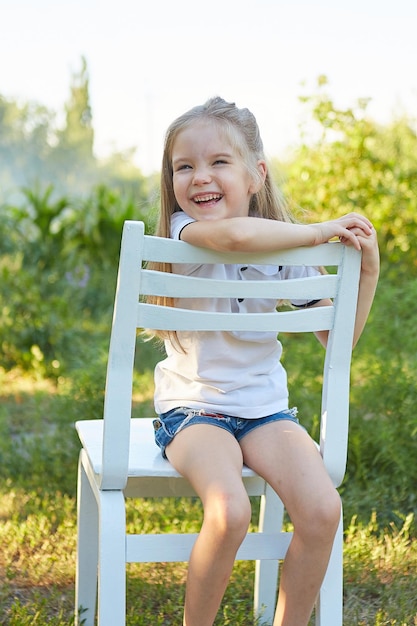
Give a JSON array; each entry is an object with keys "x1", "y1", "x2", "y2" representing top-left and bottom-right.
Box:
[
  {"x1": 0, "y1": 57, "x2": 152, "y2": 201},
  {"x1": 0, "y1": 60, "x2": 96, "y2": 200},
  {"x1": 279, "y1": 78, "x2": 417, "y2": 277},
  {"x1": 48, "y1": 56, "x2": 96, "y2": 192},
  {"x1": 56, "y1": 56, "x2": 94, "y2": 161},
  {"x1": 0, "y1": 96, "x2": 55, "y2": 201}
]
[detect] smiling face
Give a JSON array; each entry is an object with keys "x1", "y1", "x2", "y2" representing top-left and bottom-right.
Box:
[{"x1": 171, "y1": 120, "x2": 265, "y2": 222}]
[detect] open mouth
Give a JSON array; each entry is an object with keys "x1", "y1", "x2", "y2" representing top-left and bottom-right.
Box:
[{"x1": 193, "y1": 193, "x2": 222, "y2": 205}]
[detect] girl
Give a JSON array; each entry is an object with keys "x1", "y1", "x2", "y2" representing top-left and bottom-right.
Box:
[{"x1": 151, "y1": 97, "x2": 379, "y2": 626}]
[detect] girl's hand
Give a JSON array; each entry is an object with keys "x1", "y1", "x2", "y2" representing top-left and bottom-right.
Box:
[
  {"x1": 340, "y1": 225, "x2": 380, "y2": 276},
  {"x1": 311, "y1": 212, "x2": 374, "y2": 250}
]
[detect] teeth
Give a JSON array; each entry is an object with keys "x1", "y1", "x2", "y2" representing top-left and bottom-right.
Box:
[{"x1": 194, "y1": 194, "x2": 221, "y2": 203}]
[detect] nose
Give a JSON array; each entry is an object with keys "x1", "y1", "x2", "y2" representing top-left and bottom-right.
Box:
[{"x1": 192, "y1": 166, "x2": 212, "y2": 185}]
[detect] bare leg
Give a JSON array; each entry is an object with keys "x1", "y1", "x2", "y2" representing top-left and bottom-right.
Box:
[
  {"x1": 240, "y1": 421, "x2": 341, "y2": 626},
  {"x1": 166, "y1": 424, "x2": 252, "y2": 626}
]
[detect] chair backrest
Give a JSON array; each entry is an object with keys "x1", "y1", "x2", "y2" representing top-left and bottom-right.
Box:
[{"x1": 100, "y1": 220, "x2": 361, "y2": 490}]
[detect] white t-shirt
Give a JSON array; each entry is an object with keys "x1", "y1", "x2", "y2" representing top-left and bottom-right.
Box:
[{"x1": 153, "y1": 211, "x2": 320, "y2": 418}]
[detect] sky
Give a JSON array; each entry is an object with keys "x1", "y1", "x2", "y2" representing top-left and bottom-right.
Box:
[{"x1": 1, "y1": 0, "x2": 416, "y2": 174}]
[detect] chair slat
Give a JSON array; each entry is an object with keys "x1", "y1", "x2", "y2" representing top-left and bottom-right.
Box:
[
  {"x1": 143, "y1": 234, "x2": 344, "y2": 266},
  {"x1": 140, "y1": 270, "x2": 338, "y2": 300},
  {"x1": 137, "y1": 302, "x2": 335, "y2": 332},
  {"x1": 126, "y1": 531, "x2": 293, "y2": 563}
]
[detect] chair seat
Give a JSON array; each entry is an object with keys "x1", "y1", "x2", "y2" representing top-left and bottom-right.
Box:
[{"x1": 76, "y1": 417, "x2": 259, "y2": 480}]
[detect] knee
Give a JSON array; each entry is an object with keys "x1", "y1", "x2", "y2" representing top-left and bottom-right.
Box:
[
  {"x1": 316, "y1": 489, "x2": 341, "y2": 536},
  {"x1": 296, "y1": 489, "x2": 341, "y2": 544},
  {"x1": 204, "y1": 491, "x2": 251, "y2": 540}
]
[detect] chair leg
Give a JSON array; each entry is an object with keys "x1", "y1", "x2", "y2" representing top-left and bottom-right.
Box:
[
  {"x1": 96, "y1": 489, "x2": 127, "y2": 626},
  {"x1": 315, "y1": 510, "x2": 343, "y2": 626},
  {"x1": 254, "y1": 484, "x2": 285, "y2": 625},
  {"x1": 75, "y1": 455, "x2": 99, "y2": 626}
]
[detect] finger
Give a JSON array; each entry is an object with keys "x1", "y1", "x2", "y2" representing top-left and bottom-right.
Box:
[
  {"x1": 339, "y1": 229, "x2": 361, "y2": 250},
  {"x1": 345, "y1": 213, "x2": 373, "y2": 229},
  {"x1": 340, "y1": 215, "x2": 373, "y2": 234}
]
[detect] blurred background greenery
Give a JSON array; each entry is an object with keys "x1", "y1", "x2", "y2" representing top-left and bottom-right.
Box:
[{"x1": 0, "y1": 63, "x2": 416, "y2": 624}]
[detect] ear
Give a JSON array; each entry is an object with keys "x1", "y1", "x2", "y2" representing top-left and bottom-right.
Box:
[{"x1": 249, "y1": 160, "x2": 267, "y2": 194}]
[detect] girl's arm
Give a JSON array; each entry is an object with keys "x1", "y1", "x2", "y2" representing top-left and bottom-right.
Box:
[
  {"x1": 346, "y1": 226, "x2": 379, "y2": 348},
  {"x1": 180, "y1": 213, "x2": 379, "y2": 350},
  {"x1": 179, "y1": 213, "x2": 374, "y2": 252},
  {"x1": 314, "y1": 227, "x2": 379, "y2": 349}
]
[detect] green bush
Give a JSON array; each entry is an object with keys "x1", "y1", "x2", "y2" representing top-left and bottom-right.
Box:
[{"x1": 0, "y1": 184, "x2": 157, "y2": 377}]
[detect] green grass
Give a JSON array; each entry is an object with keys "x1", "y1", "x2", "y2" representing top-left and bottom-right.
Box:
[{"x1": 1, "y1": 369, "x2": 417, "y2": 625}]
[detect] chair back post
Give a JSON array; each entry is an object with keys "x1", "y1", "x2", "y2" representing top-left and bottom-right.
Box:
[
  {"x1": 100, "y1": 221, "x2": 145, "y2": 490},
  {"x1": 320, "y1": 245, "x2": 362, "y2": 487}
]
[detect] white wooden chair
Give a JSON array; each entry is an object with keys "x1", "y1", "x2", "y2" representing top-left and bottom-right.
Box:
[{"x1": 75, "y1": 219, "x2": 361, "y2": 626}]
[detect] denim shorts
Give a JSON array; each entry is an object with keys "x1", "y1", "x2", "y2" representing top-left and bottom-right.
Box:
[{"x1": 153, "y1": 406, "x2": 299, "y2": 458}]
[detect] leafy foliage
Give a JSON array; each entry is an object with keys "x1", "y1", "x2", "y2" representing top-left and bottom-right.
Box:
[
  {"x1": 1, "y1": 76, "x2": 417, "y2": 623},
  {"x1": 0, "y1": 183, "x2": 156, "y2": 376},
  {"x1": 281, "y1": 78, "x2": 417, "y2": 278}
]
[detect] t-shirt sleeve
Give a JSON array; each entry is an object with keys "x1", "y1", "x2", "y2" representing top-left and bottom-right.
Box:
[
  {"x1": 171, "y1": 211, "x2": 195, "y2": 240},
  {"x1": 170, "y1": 211, "x2": 202, "y2": 276}
]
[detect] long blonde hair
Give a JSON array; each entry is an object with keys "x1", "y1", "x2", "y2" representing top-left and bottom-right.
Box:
[{"x1": 147, "y1": 97, "x2": 294, "y2": 343}]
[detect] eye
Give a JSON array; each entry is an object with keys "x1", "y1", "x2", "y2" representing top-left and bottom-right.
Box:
[
  {"x1": 174, "y1": 163, "x2": 192, "y2": 172},
  {"x1": 212, "y1": 153, "x2": 233, "y2": 165}
]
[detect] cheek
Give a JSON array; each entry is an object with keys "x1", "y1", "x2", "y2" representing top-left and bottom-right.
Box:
[
  {"x1": 172, "y1": 179, "x2": 188, "y2": 210},
  {"x1": 172, "y1": 177, "x2": 182, "y2": 199}
]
